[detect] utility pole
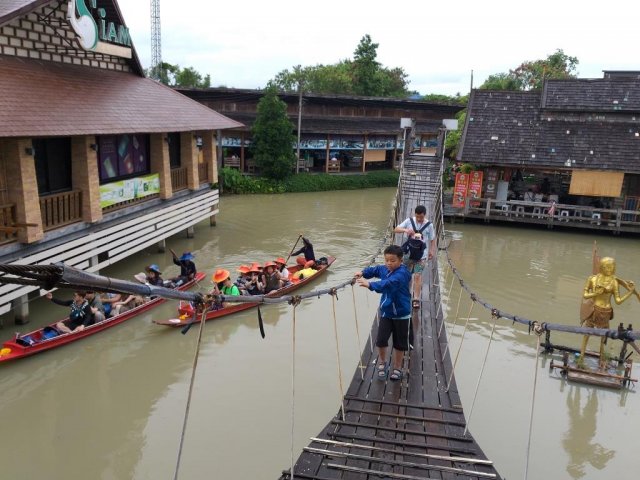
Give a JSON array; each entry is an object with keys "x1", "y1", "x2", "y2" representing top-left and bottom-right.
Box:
[{"x1": 150, "y1": 0, "x2": 161, "y2": 80}]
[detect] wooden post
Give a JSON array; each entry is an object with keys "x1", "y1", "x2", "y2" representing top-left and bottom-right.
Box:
[
  {"x1": 186, "y1": 226, "x2": 195, "y2": 238},
  {"x1": 485, "y1": 198, "x2": 491, "y2": 218},
  {"x1": 157, "y1": 238, "x2": 166, "y2": 253},
  {"x1": 13, "y1": 294, "x2": 29, "y2": 325}
]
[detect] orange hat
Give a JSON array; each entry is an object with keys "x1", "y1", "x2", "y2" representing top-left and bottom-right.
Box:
[
  {"x1": 251, "y1": 262, "x2": 263, "y2": 270},
  {"x1": 212, "y1": 269, "x2": 230, "y2": 283},
  {"x1": 249, "y1": 265, "x2": 261, "y2": 274},
  {"x1": 264, "y1": 261, "x2": 276, "y2": 268},
  {"x1": 274, "y1": 257, "x2": 286, "y2": 265},
  {"x1": 296, "y1": 257, "x2": 307, "y2": 266},
  {"x1": 237, "y1": 265, "x2": 250, "y2": 274}
]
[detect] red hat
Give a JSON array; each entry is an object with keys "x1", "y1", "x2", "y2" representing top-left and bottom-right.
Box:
[
  {"x1": 212, "y1": 269, "x2": 230, "y2": 283},
  {"x1": 264, "y1": 261, "x2": 276, "y2": 268},
  {"x1": 274, "y1": 257, "x2": 286, "y2": 265},
  {"x1": 237, "y1": 265, "x2": 250, "y2": 274},
  {"x1": 251, "y1": 262, "x2": 263, "y2": 270},
  {"x1": 249, "y1": 265, "x2": 261, "y2": 274}
]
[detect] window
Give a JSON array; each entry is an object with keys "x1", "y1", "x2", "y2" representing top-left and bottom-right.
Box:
[
  {"x1": 98, "y1": 134, "x2": 150, "y2": 183},
  {"x1": 33, "y1": 138, "x2": 72, "y2": 195},
  {"x1": 167, "y1": 132, "x2": 181, "y2": 168}
]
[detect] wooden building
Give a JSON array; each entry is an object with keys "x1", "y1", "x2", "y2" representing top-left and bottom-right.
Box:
[
  {"x1": 177, "y1": 87, "x2": 464, "y2": 174},
  {"x1": 0, "y1": 0, "x2": 240, "y2": 321},
  {"x1": 457, "y1": 73, "x2": 640, "y2": 229}
]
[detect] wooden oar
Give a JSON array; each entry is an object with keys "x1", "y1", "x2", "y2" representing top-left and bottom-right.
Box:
[
  {"x1": 285, "y1": 234, "x2": 303, "y2": 264},
  {"x1": 617, "y1": 277, "x2": 640, "y2": 302}
]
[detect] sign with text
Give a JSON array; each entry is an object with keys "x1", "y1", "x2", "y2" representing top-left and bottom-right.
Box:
[
  {"x1": 467, "y1": 171, "x2": 484, "y2": 207},
  {"x1": 453, "y1": 173, "x2": 469, "y2": 208},
  {"x1": 484, "y1": 169, "x2": 498, "y2": 199},
  {"x1": 99, "y1": 173, "x2": 160, "y2": 208}
]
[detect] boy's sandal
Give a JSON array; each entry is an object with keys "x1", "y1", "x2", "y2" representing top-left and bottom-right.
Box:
[
  {"x1": 390, "y1": 369, "x2": 403, "y2": 381},
  {"x1": 377, "y1": 363, "x2": 388, "y2": 380}
]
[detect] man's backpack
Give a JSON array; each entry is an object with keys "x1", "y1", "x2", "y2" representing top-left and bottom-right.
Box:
[{"x1": 401, "y1": 218, "x2": 431, "y2": 261}]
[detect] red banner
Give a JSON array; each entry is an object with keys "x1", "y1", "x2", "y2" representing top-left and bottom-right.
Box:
[
  {"x1": 467, "y1": 171, "x2": 484, "y2": 207},
  {"x1": 453, "y1": 173, "x2": 470, "y2": 208}
]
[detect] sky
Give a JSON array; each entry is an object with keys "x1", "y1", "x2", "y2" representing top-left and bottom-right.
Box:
[{"x1": 117, "y1": 0, "x2": 640, "y2": 96}]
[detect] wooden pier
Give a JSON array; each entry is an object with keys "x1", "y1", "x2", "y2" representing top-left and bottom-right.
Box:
[{"x1": 281, "y1": 155, "x2": 501, "y2": 479}]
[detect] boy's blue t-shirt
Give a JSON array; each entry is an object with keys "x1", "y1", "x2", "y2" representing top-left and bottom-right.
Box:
[{"x1": 362, "y1": 264, "x2": 412, "y2": 318}]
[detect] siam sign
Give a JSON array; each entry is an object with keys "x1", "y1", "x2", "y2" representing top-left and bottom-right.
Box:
[{"x1": 67, "y1": 0, "x2": 132, "y2": 57}]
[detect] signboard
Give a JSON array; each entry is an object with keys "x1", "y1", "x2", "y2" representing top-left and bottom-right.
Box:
[
  {"x1": 484, "y1": 169, "x2": 498, "y2": 199},
  {"x1": 99, "y1": 173, "x2": 160, "y2": 208},
  {"x1": 67, "y1": 0, "x2": 132, "y2": 58},
  {"x1": 467, "y1": 171, "x2": 484, "y2": 207},
  {"x1": 452, "y1": 173, "x2": 469, "y2": 208}
]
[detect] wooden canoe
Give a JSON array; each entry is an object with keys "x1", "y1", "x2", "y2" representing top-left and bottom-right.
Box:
[
  {"x1": 153, "y1": 256, "x2": 335, "y2": 327},
  {"x1": 0, "y1": 272, "x2": 207, "y2": 363}
]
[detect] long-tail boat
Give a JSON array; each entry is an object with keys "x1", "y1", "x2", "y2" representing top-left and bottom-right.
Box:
[
  {"x1": 0, "y1": 272, "x2": 206, "y2": 363},
  {"x1": 153, "y1": 257, "x2": 335, "y2": 327}
]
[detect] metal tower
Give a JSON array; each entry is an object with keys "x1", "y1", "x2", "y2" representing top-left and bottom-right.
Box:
[{"x1": 150, "y1": 0, "x2": 161, "y2": 79}]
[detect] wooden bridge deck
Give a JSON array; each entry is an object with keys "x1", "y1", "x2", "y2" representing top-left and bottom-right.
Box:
[{"x1": 280, "y1": 155, "x2": 501, "y2": 480}]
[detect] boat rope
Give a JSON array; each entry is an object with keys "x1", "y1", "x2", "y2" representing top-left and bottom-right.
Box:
[
  {"x1": 329, "y1": 289, "x2": 346, "y2": 422},
  {"x1": 350, "y1": 285, "x2": 365, "y2": 380},
  {"x1": 464, "y1": 309, "x2": 499, "y2": 436},
  {"x1": 524, "y1": 323, "x2": 543, "y2": 480},
  {"x1": 446, "y1": 297, "x2": 475, "y2": 392},
  {"x1": 290, "y1": 302, "x2": 298, "y2": 480},
  {"x1": 173, "y1": 306, "x2": 209, "y2": 480}
]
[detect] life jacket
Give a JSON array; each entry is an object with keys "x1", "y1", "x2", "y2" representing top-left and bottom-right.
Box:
[{"x1": 401, "y1": 218, "x2": 431, "y2": 261}]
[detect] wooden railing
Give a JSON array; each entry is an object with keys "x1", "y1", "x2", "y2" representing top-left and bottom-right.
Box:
[
  {"x1": 224, "y1": 157, "x2": 241, "y2": 169},
  {"x1": 171, "y1": 166, "x2": 188, "y2": 191},
  {"x1": 0, "y1": 203, "x2": 17, "y2": 244},
  {"x1": 39, "y1": 190, "x2": 82, "y2": 231},
  {"x1": 198, "y1": 162, "x2": 209, "y2": 184}
]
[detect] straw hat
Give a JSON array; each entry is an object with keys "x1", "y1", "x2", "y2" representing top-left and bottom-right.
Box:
[
  {"x1": 237, "y1": 265, "x2": 250, "y2": 274},
  {"x1": 212, "y1": 269, "x2": 230, "y2": 283},
  {"x1": 274, "y1": 257, "x2": 287, "y2": 265}
]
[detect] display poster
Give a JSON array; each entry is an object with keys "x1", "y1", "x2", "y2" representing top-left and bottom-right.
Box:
[
  {"x1": 117, "y1": 134, "x2": 147, "y2": 176},
  {"x1": 99, "y1": 136, "x2": 118, "y2": 181},
  {"x1": 99, "y1": 173, "x2": 160, "y2": 208},
  {"x1": 484, "y1": 169, "x2": 498, "y2": 199},
  {"x1": 453, "y1": 173, "x2": 469, "y2": 208},
  {"x1": 467, "y1": 171, "x2": 484, "y2": 207}
]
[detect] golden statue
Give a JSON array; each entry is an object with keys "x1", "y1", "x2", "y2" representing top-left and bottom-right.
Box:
[{"x1": 580, "y1": 257, "x2": 637, "y2": 362}]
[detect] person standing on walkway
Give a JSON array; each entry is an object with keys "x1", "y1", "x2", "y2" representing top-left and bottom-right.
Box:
[
  {"x1": 393, "y1": 205, "x2": 436, "y2": 309},
  {"x1": 355, "y1": 245, "x2": 412, "y2": 381}
]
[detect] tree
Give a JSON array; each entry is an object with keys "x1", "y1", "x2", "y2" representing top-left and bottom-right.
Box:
[
  {"x1": 251, "y1": 83, "x2": 296, "y2": 180},
  {"x1": 479, "y1": 72, "x2": 523, "y2": 91},
  {"x1": 146, "y1": 62, "x2": 211, "y2": 88},
  {"x1": 422, "y1": 93, "x2": 468, "y2": 105},
  {"x1": 271, "y1": 35, "x2": 410, "y2": 98}
]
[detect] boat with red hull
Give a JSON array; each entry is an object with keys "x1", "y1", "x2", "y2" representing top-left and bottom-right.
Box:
[
  {"x1": 154, "y1": 257, "x2": 335, "y2": 327},
  {"x1": 0, "y1": 272, "x2": 206, "y2": 363}
]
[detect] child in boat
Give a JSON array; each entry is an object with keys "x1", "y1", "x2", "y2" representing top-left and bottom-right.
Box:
[
  {"x1": 99, "y1": 292, "x2": 122, "y2": 317},
  {"x1": 274, "y1": 257, "x2": 291, "y2": 283},
  {"x1": 85, "y1": 291, "x2": 106, "y2": 323},
  {"x1": 235, "y1": 265, "x2": 251, "y2": 294},
  {"x1": 355, "y1": 244, "x2": 412, "y2": 382},
  {"x1": 210, "y1": 269, "x2": 241, "y2": 308},
  {"x1": 262, "y1": 261, "x2": 283, "y2": 293},
  {"x1": 47, "y1": 291, "x2": 94, "y2": 333},
  {"x1": 245, "y1": 265, "x2": 264, "y2": 295},
  {"x1": 145, "y1": 264, "x2": 164, "y2": 286},
  {"x1": 111, "y1": 294, "x2": 146, "y2": 316}
]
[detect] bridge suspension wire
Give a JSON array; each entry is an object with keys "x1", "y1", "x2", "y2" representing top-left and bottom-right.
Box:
[
  {"x1": 330, "y1": 292, "x2": 346, "y2": 422},
  {"x1": 173, "y1": 307, "x2": 209, "y2": 480},
  {"x1": 446, "y1": 299, "x2": 475, "y2": 392},
  {"x1": 524, "y1": 326, "x2": 543, "y2": 480},
  {"x1": 464, "y1": 310, "x2": 499, "y2": 436},
  {"x1": 290, "y1": 304, "x2": 298, "y2": 480},
  {"x1": 350, "y1": 285, "x2": 365, "y2": 380}
]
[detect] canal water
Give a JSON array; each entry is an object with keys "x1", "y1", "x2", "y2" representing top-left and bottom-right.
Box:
[{"x1": 0, "y1": 188, "x2": 637, "y2": 479}]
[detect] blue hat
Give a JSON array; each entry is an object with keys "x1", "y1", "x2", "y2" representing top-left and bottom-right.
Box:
[
  {"x1": 146, "y1": 264, "x2": 162, "y2": 274},
  {"x1": 179, "y1": 252, "x2": 195, "y2": 261}
]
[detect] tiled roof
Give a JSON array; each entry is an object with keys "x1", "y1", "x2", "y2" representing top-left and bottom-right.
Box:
[
  {"x1": 226, "y1": 112, "x2": 441, "y2": 136},
  {"x1": 0, "y1": 0, "x2": 48, "y2": 25},
  {"x1": 0, "y1": 55, "x2": 242, "y2": 137},
  {"x1": 458, "y1": 89, "x2": 640, "y2": 173},
  {"x1": 543, "y1": 78, "x2": 640, "y2": 112}
]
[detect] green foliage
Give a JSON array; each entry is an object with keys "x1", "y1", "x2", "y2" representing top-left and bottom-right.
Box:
[
  {"x1": 251, "y1": 83, "x2": 297, "y2": 180},
  {"x1": 146, "y1": 62, "x2": 211, "y2": 88},
  {"x1": 480, "y1": 49, "x2": 579, "y2": 91},
  {"x1": 445, "y1": 110, "x2": 466, "y2": 159},
  {"x1": 271, "y1": 35, "x2": 410, "y2": 98},
  {"x1": 422, "y1": 93, "x2": 468, "y2": 105},
  {"x1": 220, "y1": 168, "x2": 398, "y2": 194}
]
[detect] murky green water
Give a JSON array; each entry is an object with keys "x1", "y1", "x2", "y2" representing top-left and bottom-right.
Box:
[{"x1": 0, "y1": 191, "x2": 637, "y2": 480}]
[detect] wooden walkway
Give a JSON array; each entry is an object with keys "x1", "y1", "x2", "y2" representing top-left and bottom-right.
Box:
[{"x1": 280, "y1": 155, "x2": 502, "y2": 480}]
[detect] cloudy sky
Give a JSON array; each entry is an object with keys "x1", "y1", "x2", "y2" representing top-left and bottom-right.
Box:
[{"x1": 118, "y1": 0, "x2": 640, "y2": 96}]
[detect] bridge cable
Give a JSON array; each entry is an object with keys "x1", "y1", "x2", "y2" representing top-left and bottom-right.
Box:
[
  {"x1": 446, "y1": 298, "x2": 475, "y2": 392},
  {"x1": 290, "y1": 302, "x2": 298, "y2": 480},
  {"x1": 330, "y1": 290, "x2": 346, "y2": 422},
  {"x1": 524, "y1": 325, "x2": 543, "y2": 480},
  {"x1": 350, "y1": 284, "x2": 365, "y2": 380}
]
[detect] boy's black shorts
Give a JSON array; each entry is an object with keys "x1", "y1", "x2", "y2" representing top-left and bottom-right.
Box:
[{"x1": 376, "y1": 316, "x2": 411, "y2": 351}]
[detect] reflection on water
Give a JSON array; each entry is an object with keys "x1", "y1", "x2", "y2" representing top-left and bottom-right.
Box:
[
  {"x1": 445, "y1": 223, "x2": 638, "y2": 480},
  {"x1": 563, "y1": 387, "x2": 615, "y2": 479}
]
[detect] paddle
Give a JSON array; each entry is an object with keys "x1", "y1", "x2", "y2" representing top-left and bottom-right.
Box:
[
  {"x1": 257, "y1": 306, "x2": 265, "y2": 339},
  {"x1": 181, "y1": 302, "x2": 199, "y2": 335},
  {"x1": 285, "y1": 234, "x2": 304, "y2": 264}
]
